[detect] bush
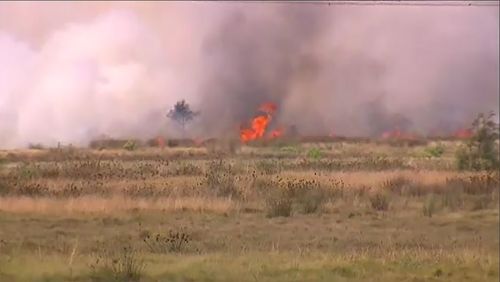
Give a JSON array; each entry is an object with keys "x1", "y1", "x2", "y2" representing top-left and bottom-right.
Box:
[
  {"x1": 123, "y1": 140, "x2": 137, "y2": 151},
  {"x1": 170, "y1": 162, "x2": 203, "y2": 176},
  {"x1": 205, "y1": 139, "x2": 240, "y2": 155},
  {"x1": 89, "y1": 139, "x2": 131, "y2": 150},
  {"x1": 422, "y1": 194, "x2": 438, "y2": 217},
  {"x1": 296, "y1": 188, "x2": 328, "y2": 214},
  {"x1": 456, "y1": 112, "x2": 499, "y2": 171},
  {"x1": 28, "y1": 143, "x2": 45, "y2": 150},
  {"x1": 289, "y1": 180, "x2": 331, "y2": 214},
  {"x1": 265, "y1": 192, "x2": 293, "y2": 217},
  {"x1": 203, "y1": 159, "x2": 239, "y2": 198},
  {"x1": 440, "y1": 190, "x2": 464, "y2": 211},
  {"x1": 89, "y1": 245, "x2": 145, "y2": 282},
  {"x1": 307, "y1": 147, "x2": 323, "y2": 160},
  {"x1": 263, "y1": 178, "x2": 333, "y2": 215},
  {"x1": 142, "y1": 229, "x2": 191, "y2": 253},
  {"x1": 424, "y1": 144, "x2": 445, "y2": 158},
  {"x1": 15, "y1": 182, "x2": 49, "y2": 197},
  {"x1": 369, "y1": 192, "x2": 390, "y2": 211},
  {"x1": 280, "y1": 146, "x2": 302, "y2": 155},
  {"x1": 0, "y1": 176, "x2": 13, "y2": 196},
  {"x1": 255, "y1": 160, "x2": 280, "y2": 175},
  {"x1": 381, "y1": 176, "x2": 414, "y2": 196},
  {"x1": 471, "y1": 195, "x2": 494, "y2": 211},
  {"x1": 446, "y1": 173, "x2": 499, "y2": 195}
]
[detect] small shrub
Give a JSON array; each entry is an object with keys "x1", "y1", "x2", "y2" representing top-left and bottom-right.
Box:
[
  {"x1": 424, "y1": 144, "x2": 445, "y2": 158},
  {"x1": 142, "y1": 229, "x2": 191, "y2": 253},
  {"x1": 440, "y1": 190, "x2": 465, "y2": 211},
  {"x1": 278, "y1": 178, "x2": 319, "y2": 197},
  {"x1": 265, "y1": 192, "x2": 293, "y2": 217},
  {"x1": 369, "y1": 192, "x2": 390, "y2": 211},
  {"x1": 422, "y1": 194, "x2": 438, "y2": 217},
  {"x1": 364, "y1": 156, "x2": 408, "y2": 171},
  {"x1": 167, "y1": 139, "x2": 180, "y2": 147},
  {"x1": 203, "y1": 159, "x2": 239, "y2": 198},
  {"x1": 434, "y1": 269, "x2": 443, "y2": 277},
  {"x1": 15, "y1": 182, "x2": 49, "y2": 197},
  {"x1": 123, "y1": 185, "x2": 157, "y2": 198},
  {"x1": 255, "y1": 160, "x2": 280, "y2": 175},
  {"x1": 90, "y1": 139, "x2": 131, "y2": 150},
  {"x1": 456, "y1": 112, "x2": 499, "y2": 171},
  {"x1": 57, "y1": 182, "x2": 84, "y2": 198},
  {"x1": 471, "y1": 195, "x2": 494, "y2": 211},
  {"x1": 466, "y1": 173, "x2": 499, "y2": 195},
  {"x1": 446, "y1": 173, "x2": 499, "y2": 195},
  {"x1": 280, "y1": 146, "x2": 301, "y2": 155},
  {"x1": 28, "y1": 143, "x2": 45, "y2": 150},
  {"x1": 381, "y1": 176, "x2": 414, "y2": 195},
  {"x1": 0, "y1": 177, "x2": 13, "y2": 196},
  {"x1": 89, "y1": 245, "x2": 145, "y2": 282},
  {"x1": 170, "y1": 162, "x2": 203, "y2": 176},
  {"x1": 123, "y1": 140, "x2": 137, "y2": 151},
  {"x1": 14, "y1": 163, "x2": 41, "y2": 180},
  {"x1": 307, "y1": 147, "x2": 323, "y2": 160},
  {"x1": 267, "y1": 178, "x2": 334, "y2": 214},
  {"x1": 296, "y1": 188, "x2": 328, "y2": 214},
  {"x1": 250, "y1": 175, "x2": 269, "y2": 189},
  {"x1": 290, "y1": 180, "x2": 331, "y2": 214},
  {"x1": 205, "y1": 139, "x2": 240, "y2": 156}
]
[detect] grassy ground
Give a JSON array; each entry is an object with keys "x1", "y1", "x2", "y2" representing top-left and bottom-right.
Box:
[{"x1": 0, "y1": 140, "x2": 498, "y2": 281}]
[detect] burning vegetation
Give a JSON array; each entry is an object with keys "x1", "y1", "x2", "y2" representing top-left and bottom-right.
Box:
[
  {"x1": 67, "y1": 99, "x2": 497, "y2": 150},
  {"x1": 380, "y1": 129, "x2": 419, "y2": 141},
  {"x1": 239, "y1": 102, "x2": 285, "y2": 143},
  {"x1": 454, "y1": 128, "x2": 474, "y2": 139}
]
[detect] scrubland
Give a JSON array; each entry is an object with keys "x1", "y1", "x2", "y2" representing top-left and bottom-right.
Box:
[{"x1": 0, "y1": 140, "x2": 498, "y2": 281}]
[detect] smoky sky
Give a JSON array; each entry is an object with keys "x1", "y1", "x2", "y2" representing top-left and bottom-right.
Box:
[
  {"x1": 0, "y1": 2, "x2": 498, "y2": 148},
  {"x1": 197, "y1": 6, "x2": 329, "y2": 135}
]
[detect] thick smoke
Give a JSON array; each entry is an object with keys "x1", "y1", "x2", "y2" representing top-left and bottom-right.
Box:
[
  {"x1": 0, "y1": 3, "x2": 498, "y2": 148},
  {"x1": 196, "y1": 4, "x2": 499, "y2": 137},
  {"x1": 0, "y1": 10, "x2": 179, "y2": 147},
  {"x1": 195, "y1": 6, "x2": 327, "y2": 136}
]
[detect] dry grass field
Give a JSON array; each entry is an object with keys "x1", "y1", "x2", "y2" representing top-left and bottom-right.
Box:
[{"x1": 0, "y1": 140, "x2": 498, "y2": 281}]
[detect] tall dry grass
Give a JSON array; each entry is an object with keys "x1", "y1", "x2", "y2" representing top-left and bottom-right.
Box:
[{"x1": 0, "y1": 196, "x2": 237, "y2": 214}]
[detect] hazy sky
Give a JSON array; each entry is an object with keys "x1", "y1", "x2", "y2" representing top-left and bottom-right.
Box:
[{"x1": 0, "y1": 1, "x2": 498, "y2": 147}]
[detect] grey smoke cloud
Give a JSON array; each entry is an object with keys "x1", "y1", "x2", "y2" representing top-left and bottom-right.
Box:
[
  {"x1": 0, "y1": 2, "x2": 498, "y2": 148},
  {"x1": 197, "y1": 4, "x2": 499, "y2": 137}
]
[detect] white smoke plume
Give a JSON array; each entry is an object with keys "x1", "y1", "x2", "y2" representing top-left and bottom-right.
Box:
[{"x1": 0, "y1": 10, "x2": 181, "y2": 148}]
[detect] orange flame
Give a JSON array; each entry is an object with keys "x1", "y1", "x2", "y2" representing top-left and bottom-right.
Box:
[
  {"x1": 454, "y1": 128, "x2": 473, "y2": 139},
  {"x1": 157, "y1": 136, "x2": 165, "y2": 149},
  {"x1": 381, "y1": 129, "x2": 417, "y2": 140},
  {"x1": 240, "y1": 102, "x2": 278, "y2": 142},
  {"x1": 240, "y1": 115, "x2": 272, "y2": 142},
  {"x1": 270, "y1": 128, "x2": 285, "y2": 139},
  {"x1": 194, "y1": 138, "x2": 204, "y2": 147},
  {"x1": 259, "y1": 102, "x2": 277, "y2": 114}
]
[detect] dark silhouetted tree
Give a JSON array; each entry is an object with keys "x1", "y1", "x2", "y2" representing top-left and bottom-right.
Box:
[{"x1": 167, "y1": 100, "x2": 199, "y2": 136}]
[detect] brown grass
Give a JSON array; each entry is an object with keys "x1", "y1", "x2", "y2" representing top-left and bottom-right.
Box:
[
  {"x1": 7, "y1": 170, "x2": 480, "y2": 191},
  {"x1": 0, "y1": 196, "x2": 237, "y2": 214},
  {"x1": 280, "y1": 170, "x2": 478, "y2": 188},
  {"x1": 0, "y1": 141, "x2": 497, "y2": 282}
]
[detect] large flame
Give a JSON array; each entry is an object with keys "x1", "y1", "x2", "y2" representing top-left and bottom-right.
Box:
[{"x1": 240, "y1": 102, "x2": 279, "y2": 142}]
